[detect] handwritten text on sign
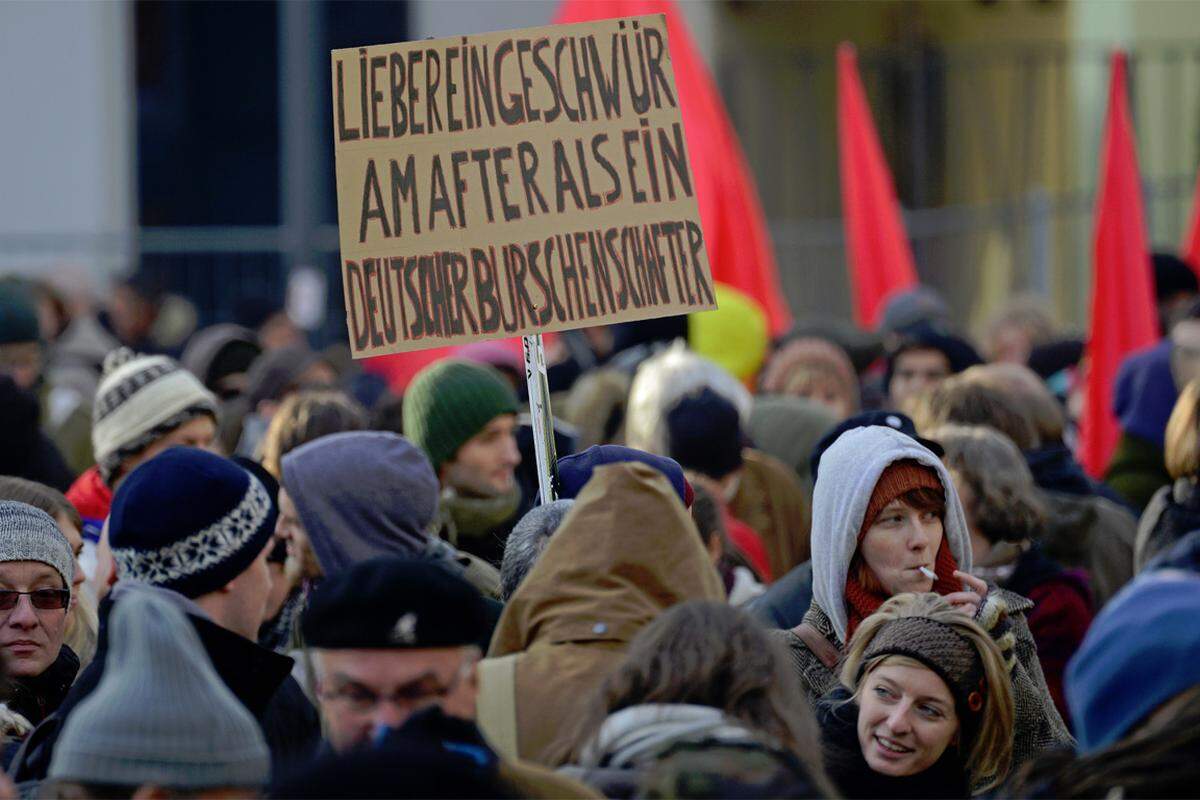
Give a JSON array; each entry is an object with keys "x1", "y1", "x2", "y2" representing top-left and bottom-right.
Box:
[{"x1": 332, "y1": 15, "x2": 716, "y2": 356}]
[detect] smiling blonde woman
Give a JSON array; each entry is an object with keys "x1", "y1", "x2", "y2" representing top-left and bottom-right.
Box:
[{"x1": 817, "y1": 592, "x2": 1015, "y2": 798}]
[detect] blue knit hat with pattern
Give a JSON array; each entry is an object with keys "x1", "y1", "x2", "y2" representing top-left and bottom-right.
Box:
[{"x1": 108, "y1": 447, "x2": 277, "y2": 598}]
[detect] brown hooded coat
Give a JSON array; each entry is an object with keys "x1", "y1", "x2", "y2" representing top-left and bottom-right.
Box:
[{"x1": 483, "y1": 462, "x2": 727, "y2": 766}]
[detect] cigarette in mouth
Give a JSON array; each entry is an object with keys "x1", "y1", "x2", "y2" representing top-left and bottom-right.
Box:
[{"x1": 918, "y1": 566, "x2": 937, "y2": 580}]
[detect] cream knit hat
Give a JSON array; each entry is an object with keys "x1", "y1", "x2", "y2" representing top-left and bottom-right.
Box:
[{"x1": 92, "y1": 348, "x2": 218, "y2": 485}]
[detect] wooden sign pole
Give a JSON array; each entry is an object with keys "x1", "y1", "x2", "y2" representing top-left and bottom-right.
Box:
[{"x1": 522, "y1": 333, "x2": 558, "y2": 504}]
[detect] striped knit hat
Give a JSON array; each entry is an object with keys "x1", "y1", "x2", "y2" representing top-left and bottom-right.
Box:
[{"x1": 92, "y1": 348, "x2": 219, "y2": 486}]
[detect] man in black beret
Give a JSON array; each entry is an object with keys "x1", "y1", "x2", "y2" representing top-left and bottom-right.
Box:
[
  {"x1": 299, "y1": 557, "x2": 597, "y2": 798},
  {"x1": 302, "y1": 557, "x2": 491, "y2": 753}
]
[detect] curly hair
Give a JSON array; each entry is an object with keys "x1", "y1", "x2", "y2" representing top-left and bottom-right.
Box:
[
  {"x1": 1165, "y1": 379, "x2": 1200, "y2": 481},
  {"x1": 927, "y1": 423, "x2": 1046, "y2": 544},
  {"x1": 258, "y1": 389, "x2": 367, "y2": 477}
]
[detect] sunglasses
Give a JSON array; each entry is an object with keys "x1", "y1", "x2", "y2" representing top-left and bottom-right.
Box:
[{"x1": 0, "y1": 589, "x2": 70, "y2": 611}]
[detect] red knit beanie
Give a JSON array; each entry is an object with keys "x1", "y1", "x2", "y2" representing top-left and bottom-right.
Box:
[{"x1": 858, "y1": 461, "x2": 944, "y2": 541}]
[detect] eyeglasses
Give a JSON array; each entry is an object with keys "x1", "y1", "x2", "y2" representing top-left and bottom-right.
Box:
[
  {"x1": 0, "y1": 589, "x2": 70, "y2": 611},
  {"x1": 320, "y1": 661, "x2": 474, "y2": 715}
]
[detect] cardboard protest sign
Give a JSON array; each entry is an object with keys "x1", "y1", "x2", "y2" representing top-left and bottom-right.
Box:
[{"x1": 331, "y1": 15, "x2": 716, "y2": 357}]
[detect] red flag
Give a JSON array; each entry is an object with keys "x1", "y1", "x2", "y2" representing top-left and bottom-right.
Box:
[
  {"x1": 1182, "y1": 166, "x2": 1200, "y2": 274},
  {"x1": 554, "y1": 0, "x2": 791, "y2": 335},
  {"x1": 1080, "y1": 52, "x2": 1159, "y2": 478},
  {"x1": 837, "y1": 43, "x2": 918, "y2": 329}
]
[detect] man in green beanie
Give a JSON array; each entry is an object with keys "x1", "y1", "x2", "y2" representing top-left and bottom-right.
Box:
[{"x1": 403, "y1": 359, "x2": 523, "y2": 565}]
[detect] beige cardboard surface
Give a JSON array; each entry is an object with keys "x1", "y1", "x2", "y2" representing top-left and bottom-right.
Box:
[{"x1": 331, "y1": 14, "x2": 715, "y2": 356}]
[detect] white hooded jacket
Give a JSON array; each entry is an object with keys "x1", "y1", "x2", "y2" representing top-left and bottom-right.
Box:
[{"x1": 810, "y1": 425, "x2": 972, "y2": 644}]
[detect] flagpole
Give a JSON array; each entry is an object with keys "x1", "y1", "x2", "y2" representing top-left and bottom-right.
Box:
[{"x1": 522, "y1": 334, "x2": 558, "y2": 504}]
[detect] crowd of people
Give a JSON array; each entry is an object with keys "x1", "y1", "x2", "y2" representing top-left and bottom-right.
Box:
[{"x1": 0, "y1": 254, "x2": 1196, "y2": 799}]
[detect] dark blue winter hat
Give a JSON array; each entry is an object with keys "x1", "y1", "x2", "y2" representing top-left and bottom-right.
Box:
[
  {"x1": 557, "y1": 445, "x2": 694, "y2": 507},
  {"x1": 108, "y1": 447, "x2": 277, "y2": 599},
  {"x1": 666, "y1": 387, "x2": 745, "y2": 480},
  {"x1": 810, "y1": 410, "x2": 943, "y2": 484},
  {"x1": 1066, "y1": 571, "x2": 1200, "y2": 752}
]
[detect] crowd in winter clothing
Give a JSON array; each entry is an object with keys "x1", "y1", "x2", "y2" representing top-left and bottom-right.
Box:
[{"x1": 0, "y1": 261, "x2": 1196, "y2": 799}]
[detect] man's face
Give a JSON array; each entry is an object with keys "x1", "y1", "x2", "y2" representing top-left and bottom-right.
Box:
[
  {"x1": 0, "y1": 561, "x2": 68, "y2": 677},
  {"x1": 276, "y1": 488, "x2": 323, "y2": 580},
  {"x1": 116, "y1": 417, "x2": 218, "y2": 488},
  {"x1": 1171, "y1": 319, "x2": 1200, "y2": 389},
  {"x1": 440, "y1": 414, "x2": 521, "y2": 497},
  {"x1": 314, "y1": 647, "x2": 478, "y2": 752},
  {"x1": 109, "y1": 286, "x2": 156, "y2": 345},
  {"x1": 889, "y1": 349, "x2": 952, "y2": 410},
  {"x1": 221, "y1": 542, "x2": 273, "y2": 641},
  {"x1": 93, "y1": 520, "x2": 118, "y2": 601},
  {"x1": 0, "y1": 342, "x2": 42, "y2": 391}
]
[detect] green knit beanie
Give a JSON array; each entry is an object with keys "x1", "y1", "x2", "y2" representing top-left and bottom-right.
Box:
[{"x1": 403, "y1": 359, "x2": 520, "y2": 470}]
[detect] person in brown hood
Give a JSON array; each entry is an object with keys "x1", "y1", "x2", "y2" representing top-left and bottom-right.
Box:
[{"x1": 478, "y1": 462, "x2": 726, "y2": 767}]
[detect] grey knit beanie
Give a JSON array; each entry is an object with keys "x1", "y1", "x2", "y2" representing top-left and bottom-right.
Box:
[
  {"x1": 0, "y1": 501, "x2": 74, "y2": 591},
  {"x1": 48, "y1": 586, "x2": 270, "y2": 789}
]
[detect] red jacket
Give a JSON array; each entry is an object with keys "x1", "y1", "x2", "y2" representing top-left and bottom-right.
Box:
[{"x1": 65, "y1": 466, "x2": 111, "y2": 542}]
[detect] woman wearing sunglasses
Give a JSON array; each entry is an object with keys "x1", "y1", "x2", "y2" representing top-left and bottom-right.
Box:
[{"x1": 0, "y1": 500, "x2": 77, "y2": 759}]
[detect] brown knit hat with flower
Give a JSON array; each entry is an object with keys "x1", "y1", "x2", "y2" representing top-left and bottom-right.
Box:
[
  {"x1": 861, "y1": 611, "x2": 988, "y2": 723},
  {"x1": 858, "y1": 460, "x2": 944, "y2": 541}
]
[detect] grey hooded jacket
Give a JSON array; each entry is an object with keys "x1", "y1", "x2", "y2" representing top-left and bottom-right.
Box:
[{"x1": 282, "y1": 431, "x2": 500, "y2": 597}]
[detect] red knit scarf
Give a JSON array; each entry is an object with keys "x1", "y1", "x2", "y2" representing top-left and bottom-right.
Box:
[{"x1": 844, "y1": 539, "x2": 961, "y2": 641}]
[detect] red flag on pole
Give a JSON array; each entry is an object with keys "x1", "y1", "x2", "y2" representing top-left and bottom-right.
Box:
[
  {"x1": 1182, "y1": 166, "x2": 1200, "y2": 274},
  {"x1": 837, "y1": 43, "x2": 919, "y2": 329},
  {"x1": 1080, "y1": 52, "x2": 1159, "y2": 478},
  {"x1": 554, "y1": 0, "x2": 791, "y2": 335}
]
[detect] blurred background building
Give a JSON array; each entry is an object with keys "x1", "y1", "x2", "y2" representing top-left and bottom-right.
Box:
[{"x1": 2, "y1": 0, "x2": 1199, "y2": 345}]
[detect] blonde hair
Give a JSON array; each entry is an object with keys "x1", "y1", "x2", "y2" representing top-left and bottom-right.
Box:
[
  {"x1": 929, "y1": 423, "x2": 1046, "y2": 544},
  {"x1": 841, "y1": 593, "x2": 1015, "y2": 790},
  {"x1": 64, "y1": 584, "x2": 99, "y2": 670},
  {"x1": 258, "y1": 389, "x2": 367, "y2": 477},
  {"x1": 1165, "y1": 379, "x2": 1200, "y2": 480}
]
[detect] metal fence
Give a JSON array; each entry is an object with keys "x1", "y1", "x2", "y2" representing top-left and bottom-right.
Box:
[
  {"x1": 720, "y1": 40, "x2": 1200, "y2": 331},
  {"x1": 3, "y1": 41, "x2": 1199, "y2": 344}
]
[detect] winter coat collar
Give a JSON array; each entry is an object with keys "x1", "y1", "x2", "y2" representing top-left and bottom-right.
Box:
[
  {"x1": 187, "y1": 614, "x2": 294, "y2": 718},
  {"x1": 7, "y1": 645, "x2": 79, "y2": 728}
]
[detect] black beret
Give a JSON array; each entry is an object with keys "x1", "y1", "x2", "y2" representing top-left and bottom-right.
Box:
[
  {"x1": 810, "y1": 410, "x2": 944, "y2": 484},
  {"x1": 301, "y1": 557, "x2": 492, "y2": 650}
]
